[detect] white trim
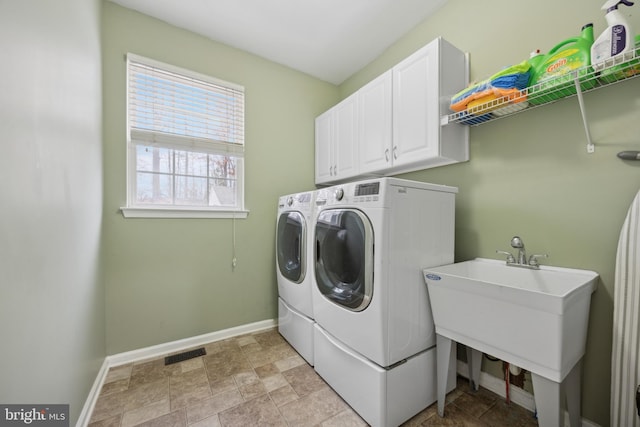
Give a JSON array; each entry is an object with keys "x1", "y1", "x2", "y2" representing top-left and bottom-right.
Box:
[
  {"x1": 120, "y1": 207, "x2": 249, "y2": 219},
  {"x1": 108, "y1": 319, "x2": 276, "y2": 367},
  {"x1": 75, "y1": 358, "x2": 110, "y2": 427},
  {"x1": 456, "y1": 360, "x2": 601, "y2": 427},
  {"x1": 77, "y1": 319, "x2": 276, "y2": 426}
]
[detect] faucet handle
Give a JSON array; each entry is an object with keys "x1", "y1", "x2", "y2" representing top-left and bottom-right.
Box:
[
  {"x1": 528, "y1": 253, "x2": 548, "y2": 267},
  {"x1": 496, "y1": 250, "x2": 516, "y2": 264}
]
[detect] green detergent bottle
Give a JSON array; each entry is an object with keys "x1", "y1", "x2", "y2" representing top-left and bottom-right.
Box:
[
  {"x1": 527, "y1": 49, "x2": 545, "y2": 85},
  {"x1": 529, "y1": 23, "x2": 596, "y2": 105}
]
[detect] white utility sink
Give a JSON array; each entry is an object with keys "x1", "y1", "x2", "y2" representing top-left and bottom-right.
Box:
[{"x1": 423, "y1": 258, "x2": 599, "y2": 427}]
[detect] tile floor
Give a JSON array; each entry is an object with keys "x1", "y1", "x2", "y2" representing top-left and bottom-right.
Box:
[{"x1": 88, "y1": 328, "x2": 540, "y2": 426}]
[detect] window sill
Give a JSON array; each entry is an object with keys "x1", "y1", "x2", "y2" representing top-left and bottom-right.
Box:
[{"x1": 120, "y1": 206, "x2": 249, "y2": 219}]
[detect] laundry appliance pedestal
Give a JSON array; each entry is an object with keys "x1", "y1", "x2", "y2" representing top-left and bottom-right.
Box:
[{"x1": 314, "y1": 325, "x2": 456, "y2": 427}]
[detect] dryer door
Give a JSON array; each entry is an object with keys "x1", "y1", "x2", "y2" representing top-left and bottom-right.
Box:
[
  {"x1": 315, "y1": 209, "x2": 374, "y2": 311},
  {"x1": 277, "y1": 211, "x2": 306, "y2": 283}
]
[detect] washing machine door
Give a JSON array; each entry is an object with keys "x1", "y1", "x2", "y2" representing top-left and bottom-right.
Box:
[
  {"x1": 315, "y1": 208, "x2": 374, "y2": 311},
  {"x1": 276, "y1": 211, "x2": 306, "y2": 283}
]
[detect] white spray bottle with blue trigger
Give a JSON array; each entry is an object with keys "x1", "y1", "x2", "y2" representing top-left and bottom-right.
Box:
[{"x1": 591, "y1": 0, "x2": 635, "y2": 71}]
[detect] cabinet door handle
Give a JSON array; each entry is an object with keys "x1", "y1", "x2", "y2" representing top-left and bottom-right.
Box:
[
  {"x1": 393, "y1": 146, "x2": 398, "y2": 159},
  {"x1": 385, "y1": 148, "x2": 390, "y2": 162}
]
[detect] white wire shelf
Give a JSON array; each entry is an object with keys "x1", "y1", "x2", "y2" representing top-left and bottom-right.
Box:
[{"x1": 442, "y1": 48, "x2": 640, "y2": 128}]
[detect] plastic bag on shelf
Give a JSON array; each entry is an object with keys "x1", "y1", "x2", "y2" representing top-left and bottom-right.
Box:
[{"x1": 450, "y1": 60, "x2": 531, "y2": 116}]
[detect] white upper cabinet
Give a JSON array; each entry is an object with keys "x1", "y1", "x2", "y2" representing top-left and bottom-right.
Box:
[
  {"x1": 334, "y1": 95, "x2": 359, "y2": 179},
  {"x1": 358, "y1": 70, "x2": 393, "y2": 175},
  {"x1": 315, "y1": 37, "x2": 468, "y2": 185},
  {"x1": 392, "y1": 40, "x2": 442, "y2": 169},
  {"x1": 315, "y1": 93, "x2": 359, "y2": 184},
  {"x1": 390, "y1": 37, "x2": 468, "y2": 174},
  {"x1": 315, "y1": 109, "x2": 333, "y2": 183}
]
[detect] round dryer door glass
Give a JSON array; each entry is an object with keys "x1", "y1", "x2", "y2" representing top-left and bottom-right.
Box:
[
  {"x1": 315, "y1": 209, "x2": 374, "y2": 311},
  {"x1": 276, "y1": 212, "x2": 306, "y2": 283}
]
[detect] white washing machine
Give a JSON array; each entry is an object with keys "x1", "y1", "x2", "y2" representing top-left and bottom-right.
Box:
[
  {"x1": 312, "y1": 177, "x2": 457, "y2": 427},
  {"x1": 276, "y1": 190, "x2": 316, "y2": 365}
]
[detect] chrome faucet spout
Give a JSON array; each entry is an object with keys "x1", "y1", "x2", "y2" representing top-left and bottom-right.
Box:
[
  {"x1": 497, "y1": 236, "x2": 546, "y2": 269},
  {"x1": 510, "y1": 236, "x2": 527, "y2": 265}
]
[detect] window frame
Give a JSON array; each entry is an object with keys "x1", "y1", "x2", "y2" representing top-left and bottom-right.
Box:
[{"x1": 121, "y1": 53, "x2": 248, "y2": 219}]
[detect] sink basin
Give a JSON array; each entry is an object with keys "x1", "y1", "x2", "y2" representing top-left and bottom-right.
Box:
[{"x1": 423, "y1": 258, "x2": 599, "y2": 382}]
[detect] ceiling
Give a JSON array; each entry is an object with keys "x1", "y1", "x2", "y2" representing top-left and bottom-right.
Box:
[{"x1": 108, "y1": 0, "x2": 448, "y2": 85}]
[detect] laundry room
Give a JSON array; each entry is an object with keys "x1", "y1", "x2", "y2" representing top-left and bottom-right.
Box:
[{"x1": 2, "y1": 0, "x2": 640, "y2": 426}]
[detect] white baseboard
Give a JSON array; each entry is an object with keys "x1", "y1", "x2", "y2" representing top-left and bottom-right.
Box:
[
  {"x1": 107, "y1": 319, "x2": 277, "y2": 367},
  {"x1": 456, "y1": 360, "x2": 601, "y2": 427},
  {"x1": 75, "y1": 358, "x2": 110, "y2": 427},
  {"x1": 76, "y1": 319, "x2": 277, "y2": 427}
]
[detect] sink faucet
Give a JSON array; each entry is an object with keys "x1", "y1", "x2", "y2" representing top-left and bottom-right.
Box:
[
  {"x1": 496, "y1": 236, "x2": 548, "y2": 269},
  {"x1": 511, "y1": 236, "x2": 527, "y2": 265}
]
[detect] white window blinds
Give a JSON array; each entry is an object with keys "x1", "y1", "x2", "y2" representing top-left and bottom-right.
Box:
[
  {"x1": 127, "y1": 54, "x2": 244, "y2": 155},
  {"x1": 123, "y1": 54, "x2": 246, "y2": 217}
]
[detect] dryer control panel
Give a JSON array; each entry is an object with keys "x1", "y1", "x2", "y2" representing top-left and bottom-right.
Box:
[{"x1": 355, "y1": 182, "x2": 380, "y2": 196}]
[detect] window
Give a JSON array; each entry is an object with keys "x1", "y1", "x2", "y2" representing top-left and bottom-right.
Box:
[{"x1": 122, "y1": 53, "x2": 247, "y2": 218}]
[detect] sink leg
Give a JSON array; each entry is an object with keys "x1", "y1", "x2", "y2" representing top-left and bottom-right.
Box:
[
  {"x1": 531, "y1": 361, "x2": 583, "y2": 427},
  {"x1": 564, "y1": 360, "x2": 582, "y2": 427},
  {"x1": 531, "y1": 373, "x2": 563, "y2": 427},
  {"x1": 466, "y1": 346, "x2": 482, "y2": 391},
  {"x1": 436, "y1": 334, "x2": 454, "y2": 417}
]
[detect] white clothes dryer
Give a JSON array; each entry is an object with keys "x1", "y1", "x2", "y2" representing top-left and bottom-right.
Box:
[
  {"x1": 312, "y1": 177, "x2": 457, "y2": 426},
  {"x1": 276, "y1": 191, "x2": 316, "y2": 364}
]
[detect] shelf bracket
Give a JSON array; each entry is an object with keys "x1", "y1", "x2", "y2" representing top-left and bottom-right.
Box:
[{"x1": 574, "y1": 73, "x2": 595, "y2": 154}]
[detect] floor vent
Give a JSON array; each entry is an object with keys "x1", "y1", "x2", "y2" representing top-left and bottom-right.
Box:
[{"x1": 164, "y1": 347, "x2": 206, "y2": 365}]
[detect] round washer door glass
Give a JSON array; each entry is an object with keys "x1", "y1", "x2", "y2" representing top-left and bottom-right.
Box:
[
  {"x1": 276, "y1": 212, "x2": 306, "y2": 283},
  {"x1": 315, "y1": 209, "x2": 373, "y2": 311}
]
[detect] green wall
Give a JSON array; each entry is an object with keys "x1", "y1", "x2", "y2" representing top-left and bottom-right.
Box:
[
  {"x1": 101, "y1": 0, "x2": 640, "y2": 424},
  {"x1": 343, "y1": 0, "x2": 640, "y2": 424},
  {"x1": 101, "y1": 2, "x2": 338, "y2": 354}
]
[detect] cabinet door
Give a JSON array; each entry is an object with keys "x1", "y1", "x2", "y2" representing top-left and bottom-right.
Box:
[
  {"x1": 315, "y1": 110, "x2": 333, "y2": 184},
  {"x1": 358, "y1": 70, "x2": 393, "y2": 175},
  {"x1": 392, "y1": 39, "x2": 440, "y2": 168},
  {"x1": 333, "y1": 95, "x2": 358, "y2": 180}
]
